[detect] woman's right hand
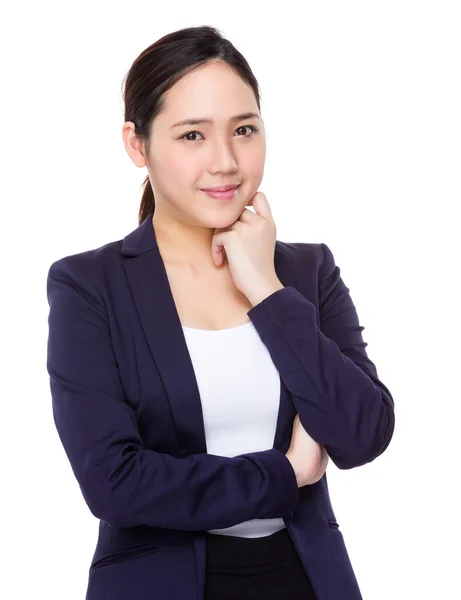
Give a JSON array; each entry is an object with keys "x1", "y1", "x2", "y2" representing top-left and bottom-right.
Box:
[{"x1": 285, "y1": 414, "x2": 329, "y2": 487}]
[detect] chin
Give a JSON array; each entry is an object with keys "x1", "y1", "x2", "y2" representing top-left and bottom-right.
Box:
[{"x1": 199, "y1": 202, "x2": 241, "y2": 219}]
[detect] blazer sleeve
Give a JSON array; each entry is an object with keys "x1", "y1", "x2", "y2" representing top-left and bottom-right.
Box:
[
  {"x1": 46, "y1": 258, "x2": 299, "y2": 531},
  {"x1": 247, "y1": 242, "x2": 395, "y2": 470}
]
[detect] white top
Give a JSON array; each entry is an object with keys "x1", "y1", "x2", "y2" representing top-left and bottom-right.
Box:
[{"x1": 181, "y1": 320, "x2": 287, "y2": 538}]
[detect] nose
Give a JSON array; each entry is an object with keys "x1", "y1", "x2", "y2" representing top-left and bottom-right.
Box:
[{"x1": 208, "y1": 138, "x2": 238, "y2": 173}]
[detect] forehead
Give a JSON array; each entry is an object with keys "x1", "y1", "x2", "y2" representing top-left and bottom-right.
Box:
[{"x1": 160, "y1": 62, "x2": 258, "y2": 122}]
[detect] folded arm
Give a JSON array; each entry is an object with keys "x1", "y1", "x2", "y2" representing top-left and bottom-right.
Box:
[
  {"x1": 46, "y1": 258, "x2": 299, "y2": 530},
  {"x1": 247, "y1": 243, "x2": 395, "y2": 470}
]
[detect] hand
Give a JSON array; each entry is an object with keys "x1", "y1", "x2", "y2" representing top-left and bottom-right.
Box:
[
  {"x1": 305, "y1": 444, "x2": 329, "y2": 486},
  {"x1": 211, "y1": 192, "x2": 283, "y2": 303},
  {"x1": 285, "y1": 414, "x2": 329, "y2": 487}
]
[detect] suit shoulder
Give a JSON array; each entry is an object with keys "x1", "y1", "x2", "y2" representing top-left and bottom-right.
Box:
[
  {"x1": 47, "y1": 238, "x2": 122, "y2": 280},
  {"x1": 276, "y1": 239, "x2": 331, "y2": 268}
]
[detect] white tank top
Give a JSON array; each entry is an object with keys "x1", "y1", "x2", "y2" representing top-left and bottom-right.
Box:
[{"x1": 181, "y1": 320, "x2": 287, "y2": 538}]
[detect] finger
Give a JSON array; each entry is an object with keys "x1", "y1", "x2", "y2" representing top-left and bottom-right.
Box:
[
  {"x1": 237, "y1": 207, "x2": 259, "y2": 222},
  {"x1": 251, "y1": 192, "x2": 274, "y2": 222},
  {"x1": 211, "y1": 232, "x2": 226, "y2": 265}
]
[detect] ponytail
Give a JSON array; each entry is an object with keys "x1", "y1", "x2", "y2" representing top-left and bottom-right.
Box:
[{"x1": 138, "y1": 174, "x2": 155, "y2": 225}]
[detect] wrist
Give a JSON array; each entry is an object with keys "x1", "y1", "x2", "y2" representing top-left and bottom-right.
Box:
[
  {"x1": 304, "y1": 447, "x2": 329, "y2": 485},
  {"x1": 247, "y1": 278, "x2": 284, "y2": 306},
  {"x1": 285, "y1": 451, "x2": 303, "y2": 486}
]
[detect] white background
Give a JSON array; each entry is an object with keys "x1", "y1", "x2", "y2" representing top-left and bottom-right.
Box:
[{"x1": 2, "y1": 1, "x2": 460, "y2": 598}]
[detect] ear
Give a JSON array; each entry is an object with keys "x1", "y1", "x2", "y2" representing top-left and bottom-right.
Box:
[{"x1": 121, "y1": 122, "x2": 147, "y2": 168}]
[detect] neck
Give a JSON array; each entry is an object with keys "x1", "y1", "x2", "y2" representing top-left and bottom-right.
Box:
[{"x1": 151, "y1": 213, "x2": 225, "y2": 271}]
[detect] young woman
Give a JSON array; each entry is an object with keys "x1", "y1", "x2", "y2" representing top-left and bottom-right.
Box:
[{"x1": 46, "y1": 25, "x2": 395, "y2": 600}]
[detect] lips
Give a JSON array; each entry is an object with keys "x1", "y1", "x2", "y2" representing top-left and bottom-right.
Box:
[{"x1": 201, "y1": 184, "x2": 240, "y2": 192}]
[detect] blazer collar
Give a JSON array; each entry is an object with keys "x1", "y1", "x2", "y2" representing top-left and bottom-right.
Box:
[
  {"x1": 120, "y1": 213, "x2": 297, "y2": 456},
  {"x1": 120, "y1": 213, "x2": 160, "y2": 256}
]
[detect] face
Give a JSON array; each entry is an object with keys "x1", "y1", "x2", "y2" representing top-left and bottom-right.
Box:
[{"x1": 125, "y1": 60, "x2": 266, "y2": 231}]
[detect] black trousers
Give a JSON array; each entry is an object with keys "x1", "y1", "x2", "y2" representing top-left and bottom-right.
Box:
[{"x1": 204, "y1": 527, "x2": 317, "y2": 599}]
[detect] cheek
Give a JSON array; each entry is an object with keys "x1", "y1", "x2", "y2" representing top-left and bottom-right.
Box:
[
  {"x1": 244, "y1": 144, "x2": 265, "y2": 174},
  {"x1": 157, "y1": 155, "x2": 196, "y2": 188},
  {"x1": 160, "y1": 153, "x2": 184, "y2": 175},
  {"x1": 245, "y1": 157, "x2": 265, "y2": 188}
]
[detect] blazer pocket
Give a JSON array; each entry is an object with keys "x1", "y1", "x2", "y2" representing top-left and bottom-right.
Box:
[
  {"x1": 89, "y1": 543, "x2": 160, "y2": 572},
  {"x1": 327, "y1": 519, "x2": 340, "y2": 529}
]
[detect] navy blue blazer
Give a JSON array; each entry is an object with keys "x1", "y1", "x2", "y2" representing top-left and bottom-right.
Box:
[{"x1": 46, "y1": 213, "x2": 395, "y2": 600}]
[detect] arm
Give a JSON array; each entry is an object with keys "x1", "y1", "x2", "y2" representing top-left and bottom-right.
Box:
[
  {"x1": 286, "y1": 413, "x2": 330, "y2": 486},
  {"x1": 247, "y1": 243, "x2": 395, "y2": 470},
  {"x1": 46, "y1": 259, "x2": 299, "y2": 531},
  {"x1": 304, "y1": 444, "x2": 329, "y2": 485}
]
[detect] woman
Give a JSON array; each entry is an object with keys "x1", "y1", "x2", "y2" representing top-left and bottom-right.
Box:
[{"x1": 46, "y1": 26, "x2": 395, "y2": 600}]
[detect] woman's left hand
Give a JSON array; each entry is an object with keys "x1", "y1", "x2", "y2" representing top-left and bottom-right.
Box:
[{"x1": 211, "y1": 191, "x2": 284, "y2": 305}]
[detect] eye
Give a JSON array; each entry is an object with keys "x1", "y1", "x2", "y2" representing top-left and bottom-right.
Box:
[
  {"x1": 235, "y1": 125, "x2": 258, "y2": 137},
  {"x1": 179, "y1": 124, "x2": 258, "y2": 143}
]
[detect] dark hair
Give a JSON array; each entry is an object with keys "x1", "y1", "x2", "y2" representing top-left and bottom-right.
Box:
[{"x1": 121, "y1": 25, "x2": 263, "y2": 225}]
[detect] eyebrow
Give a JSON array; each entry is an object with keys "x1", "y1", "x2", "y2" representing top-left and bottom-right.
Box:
[{"x1": 170, "y1": 112, "x2": 261, "y2": 129}]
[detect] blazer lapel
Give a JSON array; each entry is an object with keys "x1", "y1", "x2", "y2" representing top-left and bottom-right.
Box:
[{"x1": 120, "y1": 214, "x2": 298, "y2": 456}]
